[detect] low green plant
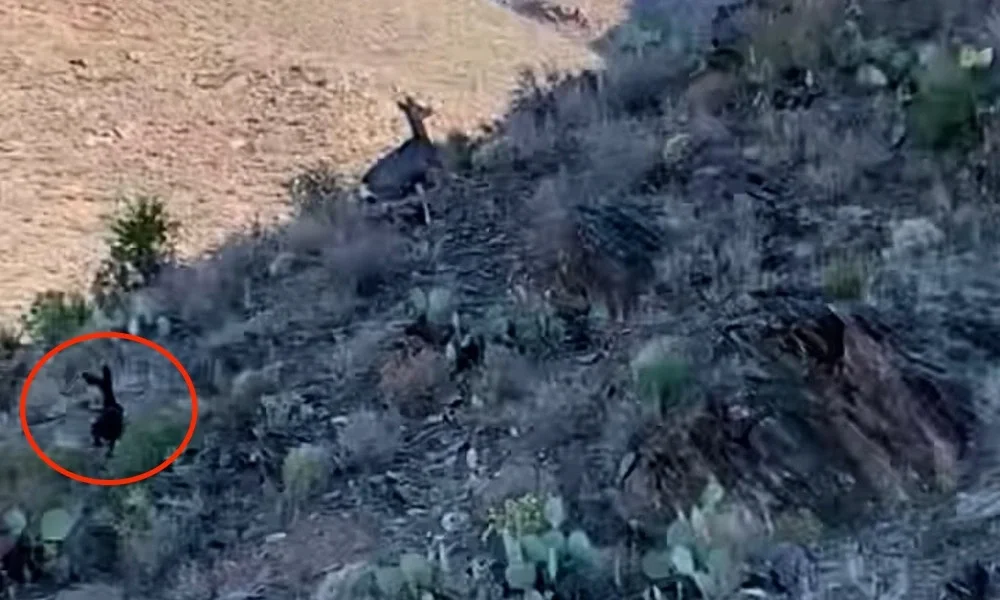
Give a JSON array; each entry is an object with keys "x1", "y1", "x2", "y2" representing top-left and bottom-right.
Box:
[
  {"x1": 20, "y1": 290, "x2": 91, "y2": 347},
  {"x1": 639, "y1": 478, "x2": 746, "y2": 599},
  {"x1": 822, "y1": 257, "x2": 867, "y2": 300},
  {"x1": 497, "y1": 495, "x2": 603, "y2": 597},
  {"x1": 91, "y1": 194, "x2": 180, "y2": 309},
  {"x1": 108, "y1": 411, "x2": 188, "y2": 479},
  {"x1": 632, "y1": 338, "x2": 693, "y2": 419},
  {"x1": 281, "y1": 443, "x2": 330, "y2": 515}
]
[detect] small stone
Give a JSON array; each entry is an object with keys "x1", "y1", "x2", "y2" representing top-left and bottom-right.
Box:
[
  {"x1": 856, "y1": 64, "x2": 888, "y2": 88},
  {"x1": 885, "y1": 217, "x2": 944, "y2": 259},
  {"x1": 661, "y1": 132, "x2": 693, "y2": 166},
  {"x1": 742, "y1": 145, "x2": 763, "y2": 161},
  {"x1": 440, "y1": 511, "x2": 470, "y2": 533}
]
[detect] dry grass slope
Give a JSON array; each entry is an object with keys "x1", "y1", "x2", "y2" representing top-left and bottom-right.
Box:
[{"x1": 0, "y1": 0, "x2": 607, "y2": 322}]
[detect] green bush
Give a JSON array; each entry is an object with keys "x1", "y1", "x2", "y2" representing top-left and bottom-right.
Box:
[
  {"x1": 91, "y1": 195, "x2": 180, "y2": 309},
  {"x1": 20, "y1": 290, "x2": 92, "y2": 347},
  {"x1": 908, "y1": 50, "x2": 984, "y2": 150},
  {"x1": 822, "y1": 257, "x2": 867, "y2": 300},
  {"x1": 281, "y1": 443, "x2": 331, "y2": 516},
  {"x1": 108, "y1": 412, "x2": 188, "y2": 479},
  {"x1": 632, "y1": 337, "x2": 693, "y2": 419}
]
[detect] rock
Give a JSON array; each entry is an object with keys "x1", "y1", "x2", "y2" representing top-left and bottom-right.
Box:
[
  {"x1": 661, "y1": 132, "x2": 693, "y2": 166},
  {"x1": 625, "y1": 297, "x2": 975, "y2": 527},
  {"x1": 884, "y1": 217, "x2": 945, "y2": 259},
  {"x1": 856, "y1": 64, "x2": 889, "y2": 88}
]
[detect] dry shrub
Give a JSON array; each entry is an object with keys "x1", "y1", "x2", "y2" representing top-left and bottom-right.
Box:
[
  {"x1": 154, "y1": 233, "x2": 271, "y2": 332},
  {"x1": 283, "y1": 209, "x2": 407, "y2": 298},
  {"x1": 117, "y1": 492, "x2": 204, "y2": 587},
  {"x1": 754, "y1": 109, "x2": 890, "y2": 200},
  {"x1": 166, "y1": 548, "x2": 275, "y2": 600},
  {"x1": 527, "y1": 174, "x2": 665, "y2": 320},
  {"x1": 574, "y1": 116, "x2": 662, "y2": 193},
  {"x1": 600, "y1": 46, "x2": 691, "y2": 116},
  {"x1": 167, "y1": 513, "x2": 373, "y2": 599},
  {"x1": 281, "y1": 443, "x2": 332, "y2": 517},
  {"x1": 803, "y1": 128, "x2": 891, "y2": 200},
  {"x1": 475, "y1": 345, "x2": 536, "y2": 406},
  {"x1": 746, "y1": 0, "x2": 842, "y2": 75},
  {"x1": 337, "y1": 407, "x2": 402, "y2": 471},
  {"x1": 378, "y1": 346, "x2": 450, "y2": 418},
  {"x1": 213, "y1": 362, "x2": 284, "y2": 431},
  {"x1": 485, "y1": 63, "x2": 676, "y2": 175}
]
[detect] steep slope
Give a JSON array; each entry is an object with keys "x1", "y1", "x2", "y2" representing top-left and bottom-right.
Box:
[{"x1": 0, "y1": 0, "x2": 602, "y2": 322}]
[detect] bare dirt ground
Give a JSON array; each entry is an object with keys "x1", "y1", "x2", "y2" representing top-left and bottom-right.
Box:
[{"x1": 0, "y1": 0, "x2": 619, "y2": 323}]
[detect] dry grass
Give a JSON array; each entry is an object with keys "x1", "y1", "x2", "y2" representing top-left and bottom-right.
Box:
[
  {"x1": 167, "y1": 512, "x2": 374, "y2": 599},
  {"x1": 745, "y1": 0, "x2": 843, "y2": 76},
  {"x1": 337, "y1": 407, "x2": 403, "y2": 472},
  {"x1": 378, "y1": 346, "x2": 451, "y2": 418},
  {"x1": 753, "y1": 108, "x2": 891, "y2": 201}
]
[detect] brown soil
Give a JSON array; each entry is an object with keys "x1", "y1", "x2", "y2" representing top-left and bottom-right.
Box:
[{"x1": 0, "y1": 0, "x2": 616, "y2": 323}]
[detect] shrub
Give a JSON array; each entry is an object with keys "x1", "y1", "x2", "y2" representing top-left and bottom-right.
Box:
[
  {"x1": 337, "y1": 407, "x2": 402, "y2": 472},
  {"x1": 908, "y1": 48, "x2": 983, "y2": 150},
  {"x1": 281, "y1": 443, "x2": 331, "y2": 518},
  {"x1": 284, "y1": 163, "x2": 352, "y2": 218},
  {"x1": 91, "y1": 195, "x2": 180, "y2": 309},
  {"x1": 108, "y1": 411, "x2": 189, "y2": 480},
  {"x1": 822, "y1": 257, "x2": 867, "y2": 300},
  {"x1": 20, "y1": 290, "x2": 92, "y2": 347},
  {"x1": 632, "y1": 337, "x2": 694, "y2": 419},
  {"x1": 745, "y1": 0, "x2": 841, "y2": 76}
]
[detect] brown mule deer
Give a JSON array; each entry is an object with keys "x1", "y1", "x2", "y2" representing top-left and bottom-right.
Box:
[{"x1": 358, "y1": 96, "x2": 442, "y2": 225}]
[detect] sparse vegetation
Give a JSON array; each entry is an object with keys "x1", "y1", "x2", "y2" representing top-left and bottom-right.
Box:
[
  {"x1": 823, "y1": 256, "x2": 869, "y2": 300},
  {"x1": 280, "y1": 443, "x2": 331, "y2": 519},
  {"x1": 20, "y1": 290, "x2": 92, "y2": 348},
  {"x1": 107, "y1": 410, "x2": 188, "y2": 479},
  {"x1": 7, "y1": 0, "x2": 1000, "y2": 598}
]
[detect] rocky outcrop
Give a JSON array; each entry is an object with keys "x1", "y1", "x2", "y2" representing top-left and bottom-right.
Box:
[{"x1": 623, "y1": 293, "x2": 977, "y2": 527}]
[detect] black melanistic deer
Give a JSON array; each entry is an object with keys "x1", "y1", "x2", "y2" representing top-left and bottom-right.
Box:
[
  {"x1": 82, "y1": 365, "x2": 124, "y2": 457},
  {"x1": 358, "y1": 96, "x2": 442, "y2": 225}
]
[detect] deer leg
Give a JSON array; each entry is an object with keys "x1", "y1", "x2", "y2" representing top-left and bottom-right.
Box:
[{"x1": 414, "y1": 182, "x2": 431, "y2": 226}]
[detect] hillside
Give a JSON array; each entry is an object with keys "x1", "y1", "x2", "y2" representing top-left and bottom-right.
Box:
[
  {"x1": 4, "y1": 0, "x2": 1000, "y2": 599},
  {"x1": 0, "y1": 0, "x2": 611, "y2": 322}
]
